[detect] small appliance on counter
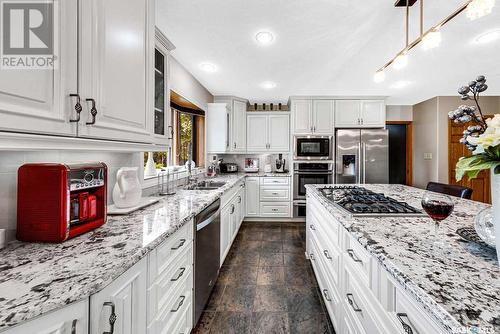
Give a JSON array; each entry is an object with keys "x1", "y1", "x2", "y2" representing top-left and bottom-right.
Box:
[
  {"x1": 17, "y1": 162, "x2": 107, "y2": 243},
  {"x1": 219, "y1": 161, "x2": 238, "y2": 173},
  {"x1": 275, "y1": 154, "x2": 287, "y2": 173},
  {"x1": 244, "y1": 158, "x2": 259, "y2": 173}
]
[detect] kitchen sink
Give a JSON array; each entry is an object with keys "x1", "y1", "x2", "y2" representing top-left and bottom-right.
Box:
[{"x1": 185, "y1": 180, "x2": 226, "y2": 191}]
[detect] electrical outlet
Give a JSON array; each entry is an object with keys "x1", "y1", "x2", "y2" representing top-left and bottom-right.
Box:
[{"x1": 424, "y1": 153, "x2": 433, "y2": 160}]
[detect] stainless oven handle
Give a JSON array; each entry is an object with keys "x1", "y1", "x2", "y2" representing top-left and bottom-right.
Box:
[
  {"x1": 196, "y1": 209, "x2": 220, "y2": 231},
  {"x1": 293, "y1": 171, "x2": 334, "y2": 175}
]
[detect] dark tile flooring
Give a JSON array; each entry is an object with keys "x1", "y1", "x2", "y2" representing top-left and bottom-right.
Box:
[{"x1": 192, "y1": 222, "x2": 335, "y2": 334}]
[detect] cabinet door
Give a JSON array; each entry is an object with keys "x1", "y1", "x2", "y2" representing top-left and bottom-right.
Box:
[
  {"x1": 245, "y1": 177, "x2": 260, "y2": 217},
  {"x1": 360, "y1": 100, "x2": 385, "y2": 127},
  {"x1": 313, "y1": 100, "x2": 334, "y2": 134},
  {"x1": 232, "y1": 100, "x2": 247, "y2": 152},
  {"x1": 230, "y1": 202, "x2": 238, "y2": 241},
  {"x1": 0, "y1": 0, "x2": 77, "y2": 136},
  {"x1": 292, "y1": 100, "x2": 312, "y2": 134},
  {"x1": 152, "y1": 42, "x2": 171, "y2": 145},
  {"x1": 90, "y1": 257, "x2": 147, "y2": 334},
  {"x1": 5, "y1": 300, "x2": 88, "y2": 334},
  {"x1": 79, "y1": 0, "x2": 154, "y2": 143},
  {"x1": 246, "y1": 114, "x2": 268, "y2": 152},
  {"x1": 239, "y1": 187, "x2": 246, "y2": 225},
  {"x1": 207, "y1": 103, "x2": 229, "y2": 153},
  {"x1": 268, "y1": 114, "x2": 290, "y2": 152},
  {"x1": 335, "y1": 100, "x2": 361, "y2": 128},
  {"x1": 220, "y1": 204, "x2": 231, "y2": 266}
]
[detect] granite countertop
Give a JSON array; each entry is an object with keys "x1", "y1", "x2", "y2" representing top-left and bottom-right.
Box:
[
  {"x1": 0, "y1": 174, "x2": 246, "y2": 331},
  {"x1": 306, "y1": 184, "x2": 500, "y2": 333},
  {"x1": 243, "y1": 171, "x2": 291, "y2": 177}
]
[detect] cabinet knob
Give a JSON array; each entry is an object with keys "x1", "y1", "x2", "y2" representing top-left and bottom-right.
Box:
[
  {"x1": 396, "y1": 313, "x2": 414, "y2": 334},
  {"x1": 102, "y1": 302, "x2": 117, "y2": 334},
  {"x1": 69, "y1": 94, "x2": 82, "y2": 123},
  {"x1": 85, "y1": 98, "x2": 98, "y2": 125}
]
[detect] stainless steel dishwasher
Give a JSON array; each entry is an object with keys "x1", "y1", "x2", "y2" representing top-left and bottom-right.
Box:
[{"x1": 194, "y1": 199, "x2": 221, "y2": 326}]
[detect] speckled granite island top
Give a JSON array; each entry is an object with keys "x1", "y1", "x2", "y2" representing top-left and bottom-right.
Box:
[
  {"x1": 0, "y1": 174, "x2": 246, "y2": 331},
  {"x1": 306, "y1": 184, "x2": 500, "y2": 333}
]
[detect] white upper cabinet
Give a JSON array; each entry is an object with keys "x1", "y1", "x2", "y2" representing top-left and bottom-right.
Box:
[
  {"x1": 268, "y1": 114, "x2": 290, "y2": 151},
  {"x1": 0, "y1": 0, "x2": 78, "y2": 136},
  {"x1": 206, "y1": 103, "x2": 229, "y2": 153},
  {"x1": 292, "y1": 99, "x2": 334, "y2": 134},
  {"x1": 360, "y1": 100, "x2": 386, "y2": 127},
  {"x1": 247, "y1": 113, "x2": 289, "y2": 153},
  {"x1": 78, "y1": 0, "x2": 154, "y2": 143},
  {"x1": 312, "y1": 100, "x2": 335, "y2": 134},
  {"x1": 232, "y1": 99, "x2": 247, "y2": 152},
  {"x1": 292, "y1": 100, "x2": 312, "y2": 134},
  {"x1": 246, "y1": 114, "x2": 269, "y2": 152},
  {"x1": 335, "y1": 100, "x2": 385, "y2": 128}
]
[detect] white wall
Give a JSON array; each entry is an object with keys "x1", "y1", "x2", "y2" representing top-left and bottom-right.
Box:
[
  {"x1": 386, "y1": 105, "x2": 413, "y2": 121},
  {"x1": 170, "y1": 56, "x2": 214, "y2": 111},
  {"x1": 0, "y1": 151, "x2": 141, "y2": 242}
]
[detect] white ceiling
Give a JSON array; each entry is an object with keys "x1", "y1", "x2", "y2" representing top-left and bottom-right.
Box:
[{"x1": 156, "y1": 0, "x2": 500, "y2": 105}]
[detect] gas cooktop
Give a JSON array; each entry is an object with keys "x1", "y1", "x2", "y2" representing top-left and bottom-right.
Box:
[{"x1": 319, "y1": 186, "x2": 424, "y2": 217}]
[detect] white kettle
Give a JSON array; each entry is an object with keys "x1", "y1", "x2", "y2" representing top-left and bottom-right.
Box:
[{"x1": 112, "y1": 167, "x2": 142, "y2": 208}]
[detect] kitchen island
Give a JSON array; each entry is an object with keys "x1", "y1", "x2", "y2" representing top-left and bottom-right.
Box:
[
  {"x1": 0, "y1": 174, "x2": 247, "y2": 331},
  {"x1": 306, "y1": 184, "x2": 499, "y2": 334}
]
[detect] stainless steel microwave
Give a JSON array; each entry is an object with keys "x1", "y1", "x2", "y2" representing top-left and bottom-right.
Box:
[{"x1": 293, "y1": 136, "x2": 333, "y2": 160}]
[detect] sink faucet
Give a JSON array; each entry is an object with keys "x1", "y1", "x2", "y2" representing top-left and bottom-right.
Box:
[{"x1": 186, "y1": 142, "x2": 197, "y2": 186}]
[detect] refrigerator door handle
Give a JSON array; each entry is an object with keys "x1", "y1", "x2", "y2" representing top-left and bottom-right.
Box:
[
  {"x1": 357, "y1": 142, "x2": 362, "y2": 184},
  {"x1": 362, "y1": 142, "x2": 367, "y2": 184}
]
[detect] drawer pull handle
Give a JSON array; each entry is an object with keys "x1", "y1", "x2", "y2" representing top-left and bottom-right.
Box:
[
  {"x1": 71, "y1": 319, "x2": 77, "y2": 334},
  {"x1": 171, "y1": 267, "x2": 186, "y2": 281},
  {"x1": 347, "y1": 249, "x2": 362, "y2": 263},
  {"x1": 322, "y1": 289, "x2": 332, "y2": 302},
  {"x1": 171, "y1": 239, "x2": 186, "y2": 250},
  {"x1": 323, "y1": 250, "x2": 332, "y2": 260},
  {"x1": 346, "y1": 293, "x2": 362, "y2": 312},
  {"x1": 171, "y1": 295, "x2": 186, "y2": 312},
  {"x1": 69, "y1": 94, "x2": 82, "y2": 123},
  {"x1": 85, "y1": 98, "x2": 98, "y2": 125},
  {"x1": 102, "y1": 302, "x2": 116, "y2": 334},
  {"x1": 238, "y1": 196, "x2": 242, "y2": 203},
  {"x1": 271, "y1": 208, "x2": 279, "y2": 212},
  {"x1": 309, "y1": 224, "x2": 315, "y2": 230},
  {"x1": 230, "y1": 204, "x2": 235, "y2": 214},
  {"x1": 397, "y1": 313, "x2": 414, "y2": 334},
  {"x1": 272, "y1": 192, "x2": 278, "y2": 195},
  {"x1": 309, "y1": 253, "x2": 315, "y2": 261}
]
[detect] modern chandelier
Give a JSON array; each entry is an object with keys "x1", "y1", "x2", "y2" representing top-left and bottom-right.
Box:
[{"x1": 374, "y1": 0, "x2": 496, "y2": 83}]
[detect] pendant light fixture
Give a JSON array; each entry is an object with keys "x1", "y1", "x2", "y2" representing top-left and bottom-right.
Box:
[{"x1": 373, "y1": 0, "x2": 495, "y2": 83}]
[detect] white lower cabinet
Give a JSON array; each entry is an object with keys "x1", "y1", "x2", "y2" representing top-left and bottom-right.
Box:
[
  {"x1": 90, "y1": 257, "x2": 148, "y2": 334},
  {"x1": 245, "y1": 177, "x2": 260, "y2": 217},
  {"x1": 4, "y1": 300, "x2": 88, "y2": 334},
  {"x1": 220, "y1": 181, "x2": 245, "y2": 266},
  {"x1": 307, "y1": 195, "x2": 447, "y2": 334},
  {"x1": 258, "y1": 177, "x2": 291, "y2": 218}
]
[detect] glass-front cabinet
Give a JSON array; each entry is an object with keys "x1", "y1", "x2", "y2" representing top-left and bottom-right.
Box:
[{"x1": 152, "y1": 28, "x2": 175, "y2": 144}]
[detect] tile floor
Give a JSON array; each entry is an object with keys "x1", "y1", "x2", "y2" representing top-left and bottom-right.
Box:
[{"x1": 192, "y1": 222, "x2": 335, "y2": 334}]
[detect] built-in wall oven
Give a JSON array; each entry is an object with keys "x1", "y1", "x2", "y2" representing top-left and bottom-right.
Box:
[
  {"x1": 294, "y1": 136, "x2": 333, "y2": 160},
  {"x1": 293, "y1": 162, "x2": 334, "y2": 218}
]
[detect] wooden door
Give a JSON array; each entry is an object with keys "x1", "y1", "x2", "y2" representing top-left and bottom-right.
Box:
[{"x1": 449, "y1": 119, "x2": 491, "y2": 203}]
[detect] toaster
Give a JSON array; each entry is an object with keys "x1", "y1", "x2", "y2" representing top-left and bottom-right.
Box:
[
  {"x1": 219, "y1": 163, "x2": 238, "y2": 173},
  {"x1": 17, "y1": 163, "x2": 107, "y2": 243}
]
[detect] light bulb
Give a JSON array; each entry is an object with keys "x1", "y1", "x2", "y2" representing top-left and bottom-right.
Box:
[
  {"x1": 373, "y1": 70, "x2": 385, "y2": 83},
  {"x1": 421, "y1": 30, "x2": 442, "y2": 50},
  {"x1": 466, "y1": 0, "x2": 495, "y2": 20},
  {"x1": 474, "y1": 29, "x2": 500, "y2": 44},
  {"x1": 199, "y1": 62, "x2": 217, "y2": 73},
  {"x1": 393, "y1": 53, "x2": 408, "y2": 70},
  {"x1": 255, "y1": 31, "x2": 275, "y2": 45},
  {"x1": 260, "y1": 81, "x2": 277, "y2": 89}
]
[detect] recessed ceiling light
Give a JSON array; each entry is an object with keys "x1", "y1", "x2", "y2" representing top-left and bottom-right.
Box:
[
  {"x1": 199, "y1": 62, "x2": 217, "y2": 73},
  {"x1": 390, "y1": 81, "x2": 412, "y2": 89},
  {"x1": 260, "y1": 81, "x2": 277, "y2": 89},
  {"x1": 474, "y1": 29, "x2": 500, "y2": 44},
  {"x1": 255, "y1": 31, "x2": 274, "y2": 45},
  {"x1": 393, "y1": 53, "x2": 408, "y2": 70}
]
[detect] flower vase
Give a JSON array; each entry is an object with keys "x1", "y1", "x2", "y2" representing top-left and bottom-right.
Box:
[{"x1": 492, "y1": 168, "x2": 500, "y2": 265}]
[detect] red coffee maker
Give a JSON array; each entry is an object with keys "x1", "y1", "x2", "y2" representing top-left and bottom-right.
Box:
[{"x1": 17, "y1": 163, "x2": 107, "y2": 243}]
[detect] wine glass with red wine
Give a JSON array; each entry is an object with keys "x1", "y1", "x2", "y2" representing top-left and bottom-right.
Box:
[{"x1": 421, "y1": 191, "x2": 455, "y2": 250}]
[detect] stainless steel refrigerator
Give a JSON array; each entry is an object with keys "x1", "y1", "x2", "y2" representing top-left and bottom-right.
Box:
[{"x1": 335, "y1": 129, "x2": 389, "y2": 184}]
